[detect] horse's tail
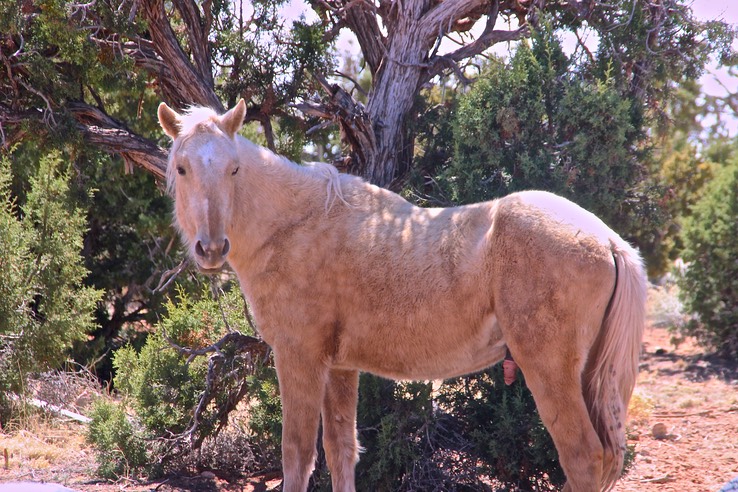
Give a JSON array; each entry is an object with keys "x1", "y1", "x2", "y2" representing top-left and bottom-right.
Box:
[{"x1": 585, "y1": 239, "x2": 647, "y2": 490}]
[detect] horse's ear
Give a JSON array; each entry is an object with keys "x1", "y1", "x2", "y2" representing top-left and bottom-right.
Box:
[
  {"x1": 221, "y1": 99, "x2": 246, "y2": 137},
  {"x1": 158, "y1": 102, "x2": 181, "y2": 139}
]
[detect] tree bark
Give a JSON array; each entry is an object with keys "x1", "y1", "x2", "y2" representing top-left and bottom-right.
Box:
[{"x1": 310, "y1": 0, "x2": 529, "y2": 188}]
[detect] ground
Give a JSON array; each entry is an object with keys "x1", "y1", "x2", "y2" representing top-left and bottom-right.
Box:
[
  {"x1": 1, "y1": 324, "x2": 737, "y2": 492},
  {"x1": 613, "y1": 326, "x2": 738, "y2": 492}
]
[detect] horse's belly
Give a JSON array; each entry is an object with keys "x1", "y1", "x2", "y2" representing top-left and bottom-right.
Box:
[{"x1": 336, "y1": 314, "x2": 507, "y2": 381}]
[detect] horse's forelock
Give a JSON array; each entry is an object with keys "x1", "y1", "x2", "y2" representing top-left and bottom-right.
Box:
[{"x1": 179, "y1": 106, "x2": 220, "y2": 136}]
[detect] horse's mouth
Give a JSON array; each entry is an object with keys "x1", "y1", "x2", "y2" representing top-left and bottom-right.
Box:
[{"x1": 195, "y1": 263, "x2": 227, "y2": 275}]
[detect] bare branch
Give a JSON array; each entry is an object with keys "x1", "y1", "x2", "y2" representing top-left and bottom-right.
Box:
[
  {"x1": 418, "y1": 0, "x2": 489, "y2": 45},
  {"x1": 140, "y1": 0, "x2": 222, "y2": 110},
  {"x1": 172, "y1": 0, "x2": 214, "y2": 87},
  {"x1": 67, "y1": 101, "x2": 168, "y2": 180},
  {"x1": 423, "y1": 21, "x2": 529, "y2": 85},
  {"x1": 312, "y1": 0, "x2": 386, "y2": 75}
]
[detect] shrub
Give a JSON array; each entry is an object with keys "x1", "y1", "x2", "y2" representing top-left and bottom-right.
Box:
[
  {"x1": 87, "y1": 399, "x2": 148, "y2": 479},
  {"x1": 0, "y1": 152, "x2": 100, "y2": 419},
  {"x1": 441, "y1": 25, "x2": 653, "y2": 243},
  {"x1": 89, "y1": 284, "x2": 280, "y2": 477},
  {"x1": 437, "y1": 366, "x2": 565, "y2": 491},
  {"x1": 678, "y1": 158, "x2": 738, "y2": 355}
]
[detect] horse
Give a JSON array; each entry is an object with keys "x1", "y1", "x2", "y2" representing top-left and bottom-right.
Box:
[{"x1": 157, "y1": 99, "x2": 647, "y2": 492}]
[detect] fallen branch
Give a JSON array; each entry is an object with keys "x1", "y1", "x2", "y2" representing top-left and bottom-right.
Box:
[
  {"x1": 8, "y1": 393, "x2": 91, "y2": 424},
  {"x1": 650, "y1": 406, "x2": 738, "y2": 419},
  {"x1": 161, "y1": 329, "x2": 271, "y2": 448}
]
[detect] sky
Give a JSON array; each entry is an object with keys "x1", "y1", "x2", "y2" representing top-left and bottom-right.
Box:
[{"x1": 691, "y1": 0, "x2": 737, "y2": 97}]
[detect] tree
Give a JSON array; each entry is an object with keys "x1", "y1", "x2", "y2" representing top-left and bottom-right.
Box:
[
  {"x1": 3, "y1": 1, "x2": 732, "y2": 188},
  {"x1": 1, "y1": 0, "x2": 735, "y2": 485},
  {"x1": 442, "y1": 26, "x2": 644, "y2": 230}
]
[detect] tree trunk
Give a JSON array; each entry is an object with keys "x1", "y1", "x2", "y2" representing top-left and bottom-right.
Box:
[
  {"x1": 312, "y1": 0, "x2": 529, "y2": 188},
  {"x1": 359, "y1": 1, "x2": 431, "y2": 187}
]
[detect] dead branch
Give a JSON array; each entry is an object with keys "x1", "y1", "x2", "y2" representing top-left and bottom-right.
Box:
[
  {"x1": 162, "y1": 329, "x2": 271, "y2": 447},
  {"x1": 67, "y1": 101, "x2": 168, "y2": 180}
]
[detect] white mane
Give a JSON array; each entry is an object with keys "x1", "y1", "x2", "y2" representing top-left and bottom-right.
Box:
[
  {"x1": 303, "y1": 161, "x2": 351, "y2": 211},
  {"x1": 180, "y1": 106, "x2": 220, "y2": 135}
]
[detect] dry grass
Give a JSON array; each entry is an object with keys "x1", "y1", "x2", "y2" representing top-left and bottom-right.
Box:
[
  {"x1": 0, "y1": 417, "x2": 95, "y2": 483},
  {"x1": 0, "y1": 368, "x2": 106, "y2": 485},
  {"x1": 628, "y1": 390, "x2": 654, "y2": 427}
]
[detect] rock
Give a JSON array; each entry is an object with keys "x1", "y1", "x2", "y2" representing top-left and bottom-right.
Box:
[
  {"x1": 0, "y1": 484, "x2": 78, "y2": 492},
  {"x1": 652, "y1": 422, "x2": 669, "y2": 439}
]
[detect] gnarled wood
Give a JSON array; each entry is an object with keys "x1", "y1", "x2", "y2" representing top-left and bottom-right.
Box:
[{"x1": 308, "y1": 0, "x2": 532, "y2": 187}]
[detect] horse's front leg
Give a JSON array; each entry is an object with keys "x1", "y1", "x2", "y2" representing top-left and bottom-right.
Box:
[
  {"x1": 322, "y1": 369, "x2": 360, "y2": 492},
  {"x1": 274, "y1": 348, "x2": 327, "y2": 492}
]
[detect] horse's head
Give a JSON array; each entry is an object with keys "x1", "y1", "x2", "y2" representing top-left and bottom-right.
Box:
[{"x1": 157, "y1": 100, "x2": 246, "y2": 273}]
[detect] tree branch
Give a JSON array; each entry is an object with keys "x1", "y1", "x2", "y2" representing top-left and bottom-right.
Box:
[
  {"x1": 140, "y1": 0, "x2": 222, "y2": 110},
  {"x1": 303, "y1": 71, "x2": 377, "y2": 174},
  {"x1": 422, "y1": 1, "x2": 529, "y2": 85},
  {"x1": 312, "y1": 0, "x2": 386, "y2": 75},
  {"x1": 418, "y1": 0, "x2": 489, "y2": 45},
  {"x1": 172, "y1": 0, "x2": 215, "y2": 88},
  {"x1": 67, "y1": 101, "x2": 168, "y2": 180}
]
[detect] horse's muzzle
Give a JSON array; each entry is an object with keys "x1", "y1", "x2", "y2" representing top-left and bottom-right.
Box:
[{"x1": 194, "y1": 237, "x2": 230, "y2": 273}]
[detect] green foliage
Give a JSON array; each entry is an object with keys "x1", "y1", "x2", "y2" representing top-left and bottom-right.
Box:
[
  {"x1": 0, "y1": 151, "x2": 100, "y2": 416},
  {"x1": 678, "y1": 155, "x2": 738, "y2": 356},
  {"x1": 333, "y1": 369, "x2": 567, "y2": 491},
  {"x1": 649, "y1": 132, "x2": 715, "y2": 275},
  {"x1": 87, "y1": 399, "x2": 148, "y2": 479},
  {"x1": 438, "y1": 367, "x2": 565, "y2": 491},
  {"x1": 113, "y1": 332, "x2": 205, "y2": 436},
  {"x1": 443, "y1": 27, "x2": 649, "y2": 239},
  {"x1": 244, "y1": 366, "x2": 282, "y2": 463},
  {"x1": 113, "y1": 286, "x2": 236, "y2": 434},
  {"x1": 355, "y1": 377, "x2": 435, "y2": 490},
  {"x1": 90, "y1": 285, "x2": 280, "y2": 476},
  {"x1": 72, "y1": 150, "x2": 178, "y2": 379}
]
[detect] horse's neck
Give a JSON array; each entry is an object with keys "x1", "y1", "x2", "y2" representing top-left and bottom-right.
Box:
[{"x1": 229, "y1": 137, "x2": 325, "y2": 260}]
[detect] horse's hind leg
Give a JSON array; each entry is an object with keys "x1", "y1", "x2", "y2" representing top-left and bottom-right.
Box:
[
  {"x1": 322, "y1": 369, "x2": 360, "y2": 492},
  {"x1": 506, "y1": 334, "x2": 604, "y2": 491},
  {"x1": 274, "y1": 349, "x2": 327, "y2": 492}
]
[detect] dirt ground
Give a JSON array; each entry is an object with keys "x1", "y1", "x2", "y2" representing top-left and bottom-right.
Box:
[
  {"x1": 1, "y1": 325, "x2": 737, "y2": 492},
  {"x1": 612, "y1": 326, "x2": 738, "y2": 492}
]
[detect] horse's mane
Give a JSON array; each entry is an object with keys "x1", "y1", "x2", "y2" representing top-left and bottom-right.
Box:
[
  {"x1": 303, "y1": 161, "x2": 351, "y2": 211},
  {"x1": 167, "y1": 105, "x2": 350, "y2": 211}
]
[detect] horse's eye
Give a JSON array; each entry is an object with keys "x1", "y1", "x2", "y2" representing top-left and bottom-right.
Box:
[
  {"x1": 177, "y1": 166, "x2": 186, "y2": 176},
  {"x1": 232, "y1": 167, "x2": 239, "y2": 176}
]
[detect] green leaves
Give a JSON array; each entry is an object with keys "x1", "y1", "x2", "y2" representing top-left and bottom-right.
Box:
[
  {"x1": 679, "y1": 156, "x2": 738, "y2": 356},
  {"x1": 0, "y1": 151, "x2": 101, "y2": 410},
  {"x1": 439, "y1": 22, "x2": 655, "y2": 247}
]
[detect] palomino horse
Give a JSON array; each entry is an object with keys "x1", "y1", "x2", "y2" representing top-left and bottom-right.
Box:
[{"x1": 158, "y1": 100, "x2": 647, "y2": 492}]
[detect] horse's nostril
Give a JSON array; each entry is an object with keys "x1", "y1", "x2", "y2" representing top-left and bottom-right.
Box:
[
  {"x1": 195, "y1": 240, "x2": 206, "y2": 258},
  {"x1": 222, "y1": 238, "x2": 230, "y2": 256}
]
